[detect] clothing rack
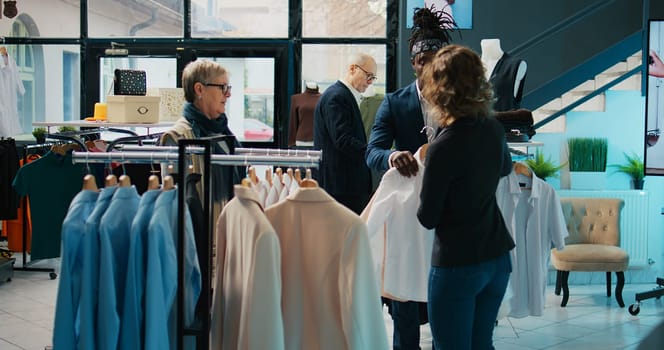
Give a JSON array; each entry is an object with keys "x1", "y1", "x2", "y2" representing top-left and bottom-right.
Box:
[
  {"x1": 112, "y1": 144, "x2": 323, "y2": 158},
  {"x1": 71, "y1": 151, "x2": 321, "y2": 167},
  {"x1": 71, "y1": 142, "x2": 321, "y2": 349}
]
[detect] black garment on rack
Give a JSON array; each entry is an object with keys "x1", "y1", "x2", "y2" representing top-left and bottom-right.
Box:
[
  {"x1": 0, "y1": 138, "x2": 20, "y2": 220},
  {"x1": 185, "y1": 172, "x2": 209, "y2": 350}
]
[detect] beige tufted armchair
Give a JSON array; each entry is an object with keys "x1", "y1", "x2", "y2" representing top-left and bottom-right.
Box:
[{"x1": 551, "y1": 198, "x2": 629, "y2": 307}]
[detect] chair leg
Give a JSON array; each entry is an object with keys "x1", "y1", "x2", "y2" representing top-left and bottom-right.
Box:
[
  {"x1": 615, "y1": 271, "x2": 625, "y2": 308},
  {"x1": 555, "y1": 270, "x2": 562, "y2": 295},
  {"x1": 606, "y1": 271, "x2": 612, "y2": 297},
  {"x1": 560, "y1": 270, "x2": 570, "y2": 307}
]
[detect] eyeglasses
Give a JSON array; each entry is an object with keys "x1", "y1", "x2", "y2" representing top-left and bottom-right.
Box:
[
  {"x1": 204, "y1": 82, "x2": 232, "y2": 94},
  {"x1": 354, "y1": 65, "x2": 378, "y2": 83}
]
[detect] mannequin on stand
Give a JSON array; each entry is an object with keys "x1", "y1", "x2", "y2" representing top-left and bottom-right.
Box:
[
  {"x1": 0, "y1": 46, "x2": 25, "y2": 137},
  {"x1": 287, "y1": 81, "x2": 320, "y2": 148},
  {"x1": 481, "y1": 39, "x2": 527, "y2": 111}
]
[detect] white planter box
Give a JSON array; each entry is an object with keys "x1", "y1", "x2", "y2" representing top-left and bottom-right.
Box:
[
  {"x1": 570, "y1": 172, "x2": 606, "y2": 190},
  {"x1": 107, "y1": 95, "x2": 160, "y2": 124}
]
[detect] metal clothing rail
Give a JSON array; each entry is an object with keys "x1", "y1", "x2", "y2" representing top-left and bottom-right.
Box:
[
  {"x1": 70, "y1": 151, "x2": 321, "y2": 168},
  {"x1": 113, "y1": 145, "x2": 323, "y2": 158}
]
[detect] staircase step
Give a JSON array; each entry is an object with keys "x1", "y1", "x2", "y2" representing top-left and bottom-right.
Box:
[
  {"x1": 569, "y1": 80, "x2": 596, "y2": 93},
  {"x1": 540, "y1": 97, "x2": 563, "y2": 110},
  {"x1": 533, "y1": 109, "x2": 566, "y2": 133},
  {"x1": 604, "y1": 61, "x2": 628, "y2": 74},
  {"x1": 627, "y1": 54, "x2": 643, "y2": 70},
  {"x1": 595, "y1": 72, "x2": 641, "y2": 90},
  {"x1": 562, "y1": 91, "x2": 606, "y2": 112}
]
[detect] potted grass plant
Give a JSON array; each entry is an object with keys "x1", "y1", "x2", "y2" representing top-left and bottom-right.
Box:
[
  {"x1": 31, "y1": 127, "x2": 47, "y2": 144},
  {"x1": 610, "y1": 152, "x2": 645, "y2": 190},
  {"x1": 57, "y1": 126, "x2": 77, "y2": 133},
  {"x1": 567, "y1": 137, "x2": 608, "y2": 190},
  {"x1": 524, "y1": 150, "x2": 566, "y2": 181}
]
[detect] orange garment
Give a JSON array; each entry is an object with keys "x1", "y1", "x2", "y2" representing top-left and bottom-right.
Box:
[
  {"x1": 2, "y1": 198, "x2": 31, "y2": 253},
  {"x1": 2, "y1": 155, "x2": 39, "y2": 253}
]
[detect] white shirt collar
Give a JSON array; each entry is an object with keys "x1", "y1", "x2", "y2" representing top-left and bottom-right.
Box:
[{"x1": 340, "y1": 79, "x2": 363, "y2": 107}]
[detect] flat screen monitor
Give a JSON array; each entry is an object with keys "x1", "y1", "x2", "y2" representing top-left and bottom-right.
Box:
[{"x1": 645, "y1": 19, "x2": 664, "y2": 175}]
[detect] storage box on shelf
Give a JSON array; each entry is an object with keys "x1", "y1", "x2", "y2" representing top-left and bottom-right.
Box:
[{"x1": 106, "y1": 95, "x2": 160, "y2": 124}]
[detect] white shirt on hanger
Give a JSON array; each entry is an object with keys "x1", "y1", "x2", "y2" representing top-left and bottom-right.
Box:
[{"x1": 496, "y1": 170, "x2": 568, "y2": 318}]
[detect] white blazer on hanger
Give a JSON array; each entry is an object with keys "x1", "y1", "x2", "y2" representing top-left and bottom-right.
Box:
[
  {"x1": 212, "y1": 185, "x2": 285, "y2": 350},
  {"x1": 265, "y1": 187, "x2": 388, "y2": 350}
]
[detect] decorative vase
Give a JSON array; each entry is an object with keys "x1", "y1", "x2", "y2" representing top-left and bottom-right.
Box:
[
  {"x1": 632, "y1": 179, "x2": 644, "y2": 190},
  {"x1": 570, "y1": 172, "x2": 606, "y2": 190}
]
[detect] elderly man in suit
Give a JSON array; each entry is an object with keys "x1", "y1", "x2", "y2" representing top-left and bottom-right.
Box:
[{"x1": 313, "y1": 52, "x2": 377, "y2": 214}]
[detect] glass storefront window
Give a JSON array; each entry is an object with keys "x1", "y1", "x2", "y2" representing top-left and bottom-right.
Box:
[
  {"x1": 1, "y1": 44, "x2": 80, "y2": 135},
  {"x1": 191, "y1": 57, "x2": 276, "y2": 142},
  {"x1": 88, "y1": 0, "x2": 183, "y2": 37},
  {"x1": 191, "y1": 0, "x2": 288, "y2": 38},
  {"x1": 0, "y1": 0, "x2": 80, "y2": 38},
  {"x1": 99, "y1": 57, "x2": 178, "y2": 102},
  {"x1": 303, "y1": 0, "x2": 386, "y2": 38},
  {"x1": 302, "y1": 44, "x2": 386, "y2": 94}
]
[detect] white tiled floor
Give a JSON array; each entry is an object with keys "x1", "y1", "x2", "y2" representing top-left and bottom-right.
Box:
[{"x1": 1, "y1": 260, "x2": 664, "y2": 350}]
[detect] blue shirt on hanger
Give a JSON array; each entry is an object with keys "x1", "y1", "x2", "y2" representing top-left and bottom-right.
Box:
[
  {"x1": 119, "y1": 189, "x2": 161, "y2": 350},
  {"x1": 79, "y1": 186, "x2": 116, "y2": 350},
  {"x1": 52, "y1": 189, "x2": 99, "y2": 350},
  {"x1": 145, "y1": 188, "x2": 201, "y2": 350},
  {"x1": 97, "y1": 185, "x2": 141, "y2": 350}
]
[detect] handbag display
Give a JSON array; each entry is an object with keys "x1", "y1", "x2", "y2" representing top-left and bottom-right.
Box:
[
  {"x1": 494, "y1": 108, "x2": 536, "y2": 142},
  {"x1": 114, "y1": 69, "x2": 146, "y2": 96}
]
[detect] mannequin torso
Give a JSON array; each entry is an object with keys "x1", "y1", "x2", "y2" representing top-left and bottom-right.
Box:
[{"x1": 480, "y1": 39, "x2": 527, "y2": 98}]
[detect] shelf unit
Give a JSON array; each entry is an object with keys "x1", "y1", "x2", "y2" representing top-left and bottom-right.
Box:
[{"x1": 33, "y1": 121, "x2": 172, "y2": 135}]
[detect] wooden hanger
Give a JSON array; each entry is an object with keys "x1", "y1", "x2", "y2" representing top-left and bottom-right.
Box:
[
  {"x1": 294, "y1": 169, "x2": 302, "y2": 184},
  {"x1": 513, "y1": 162, "x2": 532, "y2": 178},
  {"x1": 162, "y1": 175, "x2": 175, "y2": 191},
  {"x1": 105, "y1": 174, "x2": 118, "y2": 187},
  {"x1": 119, "y1": 174, "x2": 132, "y2": 187},
  {"x1": 417, "y1": 143, "x2": 429, "y2": 162},
  {"x1": 241, "y1": 178, "x2": 252, "y2": 188},
  {"x1": 299, "y1": 178, "x2": 319, "y2": 188},
  {"x1": 51, "y1": 143, "x2": 80, "y2": 156},
  {"x1": 275, "y1": 167, "x2": 283, "y2": 183},
  {"x1": 305, "y1": 168, "x2": 312, "y2": 180},
  {"x1": 248, "y1": 166, "x2": 259, "y2": 185},
  {"x1": 82, "y1": 174, "x2": 99, "y2": 192},
  {"x1": 265, "y1": 168, "x2": 273, "y2": 186},
  {"x1": 147, "y1": 175, "x2": 160, "y2": 190}
]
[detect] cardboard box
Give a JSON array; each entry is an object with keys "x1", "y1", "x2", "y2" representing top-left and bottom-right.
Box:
[
  {"x1": 147, "y1": 88, "x2": 185, "y2": 122},
  {"x1": 106, "y1": 95, "x2": 160, "y2": 123}
]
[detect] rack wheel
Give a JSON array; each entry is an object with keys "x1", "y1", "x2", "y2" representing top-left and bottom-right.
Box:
[
  {"x1": 49, "y1": 272, "x2": 57, "y2": 280},
  {"x1": 628, "y1": 304, "x2": 640, "y2": 316}
]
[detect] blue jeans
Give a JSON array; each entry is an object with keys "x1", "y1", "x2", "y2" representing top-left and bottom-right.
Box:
[{"x1": 428, "y1": 253, "x2": 512, "y2": 350}]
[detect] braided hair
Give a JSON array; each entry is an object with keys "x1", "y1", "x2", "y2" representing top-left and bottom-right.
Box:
[{"x1": 409, "y1": 6, "x2": 457, "y2": 60}]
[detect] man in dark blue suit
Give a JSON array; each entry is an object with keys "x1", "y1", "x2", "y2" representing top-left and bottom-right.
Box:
[
  {"x1": 366, "y1": 6, "x2": 455, "y2": 350},
  {"x1": 313, "y1": 53, "x2": 377, "y2": 214}
]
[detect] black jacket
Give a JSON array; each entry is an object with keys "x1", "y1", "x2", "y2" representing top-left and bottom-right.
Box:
[{"x1": 417, "y1": 116, "x2": 515, "y2": 267}]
